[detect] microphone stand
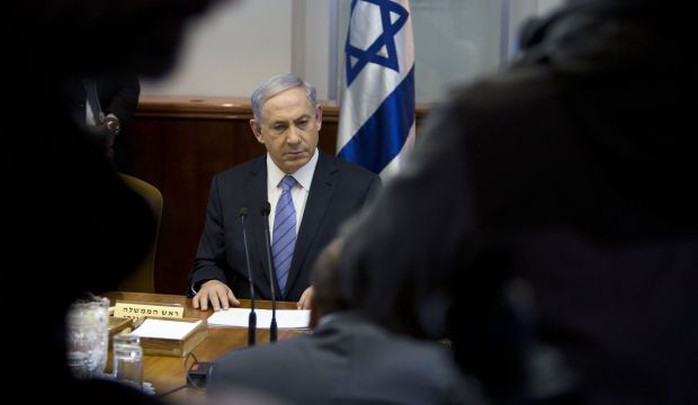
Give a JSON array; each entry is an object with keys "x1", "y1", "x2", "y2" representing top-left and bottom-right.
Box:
[
  {"x1": 261, "y1": 202, "x2": 278, "y2": 342},
  {"x1": 239, "y1": 207, "x2": 256, "y2": 347}
]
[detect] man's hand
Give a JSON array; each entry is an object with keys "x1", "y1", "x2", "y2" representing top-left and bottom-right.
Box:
[
  {"x1": 192, "y1": 279, "x2": 240, "y2": 311},
  {"x1": 297, "y1": 286, "x2": 314, "y2": 310}
]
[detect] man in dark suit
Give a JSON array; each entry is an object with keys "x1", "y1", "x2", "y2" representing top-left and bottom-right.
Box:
[
  {"x1": 208, "y1": 239, "x2": 482, "y2": 405},
  {"x1": 337, "y1": 1, "x2": 698, "y2": 404},
  {"x1": 63, "y1": 74, "x2": 141, "y2": 167},
  {"x1": 189, "y1": 73, "x2": 381, "y2": 311}
]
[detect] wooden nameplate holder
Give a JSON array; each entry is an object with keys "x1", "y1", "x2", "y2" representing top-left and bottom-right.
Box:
[
  {"x1": 132, "y1": 317, "x2": 207, "y2": 357},
  {"x1": 108, "y1": 317, "x2": 133, "y2": 337}
]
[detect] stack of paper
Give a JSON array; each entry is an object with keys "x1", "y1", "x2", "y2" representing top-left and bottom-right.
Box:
[
  {"x1": 207, "y1": 308, "x2": 310, "y2": 329},
  {"x1": 131, "y1": 318, "x2": 207, "y2": 357}
]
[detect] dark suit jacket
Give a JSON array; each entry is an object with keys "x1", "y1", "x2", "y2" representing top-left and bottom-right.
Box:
[
  {"x1": 208, "y1": 312, "x2": 479, "y2": 404},
  {"x1": 338, "y1": 3, "x2": 698, "y2": 404},
  {"x1": 190, "y1": 150, "x2": 381, "y2": 301},
  {"x1": 62, "y1": 74, "x2": 141, "y2": 171},
  {"x1": 63, "y1": 74, "x2": 141, "y2": 126}
]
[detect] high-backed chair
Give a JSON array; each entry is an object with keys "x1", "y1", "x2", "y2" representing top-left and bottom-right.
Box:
[{"x1": 118, "y1": 174, "x2": 163, "y2": 293}]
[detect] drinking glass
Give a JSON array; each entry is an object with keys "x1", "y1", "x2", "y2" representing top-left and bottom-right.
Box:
[
  {"x1": 112, "y1": 333, "x2": 140, "y2": 376},
  {"x1": 113, "y1": 343, "x2": 144, "y2": 390},
  {"x1": 66, "y1": 295, "x2": 109, "y2": 378}
]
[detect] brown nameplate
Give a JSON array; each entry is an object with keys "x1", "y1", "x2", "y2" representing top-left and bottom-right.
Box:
[{"x1": 113, "y1": 300, "x2": 184, "y2": 320}]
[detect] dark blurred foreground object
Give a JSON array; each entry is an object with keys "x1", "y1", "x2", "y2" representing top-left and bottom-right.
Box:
[
  {"x1": 338, "y1": 0, "x2": 697, "y2": 404},
  {"x1": 209, "y1": 239, "x2": 485, "y2": 404},
  {"x1": 4, "y1": 0, "x2": 233, "y2": 402}
]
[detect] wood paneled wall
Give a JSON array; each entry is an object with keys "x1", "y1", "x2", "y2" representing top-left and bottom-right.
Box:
[{"x1": 127, "y1": 96, "x2": 428, "y2": 294}]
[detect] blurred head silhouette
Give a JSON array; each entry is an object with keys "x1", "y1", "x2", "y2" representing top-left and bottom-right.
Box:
[
  {"x1": 308, "y1": 238, "x2": 348, "y2": 328},
  {"x1": 6, "y1": 0, "x2": 239, "y2": 304},
  {"x1": 5, "y1": 0, "x2": 231, "y2": 79},
  {"x1": 5, "y1": 1, "x2": 237, "y2": 397}
]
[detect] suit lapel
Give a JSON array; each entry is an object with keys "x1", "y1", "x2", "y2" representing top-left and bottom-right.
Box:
[{"x1": 285, "y1": 152, "x2": 339, "y2": 295}]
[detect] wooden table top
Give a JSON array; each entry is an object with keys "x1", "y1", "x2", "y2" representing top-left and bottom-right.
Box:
[{"x1": 103, "y1": 291, "x2": 305, "y2": 404}]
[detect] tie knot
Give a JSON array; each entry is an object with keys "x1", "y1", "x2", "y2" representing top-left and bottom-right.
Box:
[{"x1": 280, "y1": 175, "x2": 296, "y2": 191}]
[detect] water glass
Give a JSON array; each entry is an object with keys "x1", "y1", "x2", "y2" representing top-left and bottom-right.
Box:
[
  {"x1": 66, "y1": 296, "x2": 109, "y2": 379},
  {"x1": 113, "y1": 343, "x2": 144, "y2": 390},
  {"x1": 112, "y1": 333, "x2": 140, "y2": 376}
]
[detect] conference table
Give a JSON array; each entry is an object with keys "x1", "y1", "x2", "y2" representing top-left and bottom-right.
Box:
[{"x1": 103, "y1": 291, "x2": 305, "y2": 404}]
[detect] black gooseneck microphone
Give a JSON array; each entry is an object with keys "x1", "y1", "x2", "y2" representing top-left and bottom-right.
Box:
[
  {"x1": 260, "y1": 202, "x2": 278, "y2": 343},
  {"x1": 239, "y1": 207, "x2": 256, "y2": 347}
]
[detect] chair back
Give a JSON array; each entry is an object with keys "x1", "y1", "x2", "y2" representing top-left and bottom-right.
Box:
[{"x1": 118, "y1": 174, "x2": 163, "y2": 292}]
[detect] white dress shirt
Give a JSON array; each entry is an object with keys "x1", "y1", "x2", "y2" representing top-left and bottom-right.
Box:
[{"x1": 266, "y1": 149, "x2": 319, "y2": 240}]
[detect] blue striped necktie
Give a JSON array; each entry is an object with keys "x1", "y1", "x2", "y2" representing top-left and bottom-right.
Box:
[{"x1": 272, "y1": 175, "x2": 297, "y2": 295}]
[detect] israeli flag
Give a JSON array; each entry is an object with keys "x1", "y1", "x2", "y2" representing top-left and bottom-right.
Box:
[{"x1": 337, "y1": 0, "x2": 415, "y2": 178}]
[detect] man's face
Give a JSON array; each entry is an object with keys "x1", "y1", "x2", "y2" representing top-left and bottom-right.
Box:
[{"x1": 251, "y1": 87, "x2": 322, "y2": 174}]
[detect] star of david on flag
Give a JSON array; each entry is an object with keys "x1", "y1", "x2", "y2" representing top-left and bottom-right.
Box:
[{"x1": 337, "y1": 0, "x2": 415, "y2": 178}]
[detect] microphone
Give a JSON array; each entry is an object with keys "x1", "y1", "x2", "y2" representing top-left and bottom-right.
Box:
[
  {"x1": 260, "y1": 201, "x2": 278, "y2": 343},
  {"x1": 239, "y1": 207, "x2": 256, "y2": 347}
]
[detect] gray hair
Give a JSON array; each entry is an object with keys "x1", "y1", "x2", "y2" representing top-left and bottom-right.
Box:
[{"x1": 250, "y1": 73, "x2": 317, "y2": 122}]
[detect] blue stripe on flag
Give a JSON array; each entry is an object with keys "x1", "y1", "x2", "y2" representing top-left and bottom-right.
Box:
[{"x1": 338, "y1": 66, "x2": 415, "y2": 174}]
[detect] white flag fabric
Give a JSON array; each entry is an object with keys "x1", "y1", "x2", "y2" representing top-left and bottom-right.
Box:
[{"x1": 337, "y1": 0, "x2": 415, "y2": 178}]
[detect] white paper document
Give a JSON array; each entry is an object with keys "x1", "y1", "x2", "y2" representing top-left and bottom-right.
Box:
[
  {"x1": 207, "y1": 308, "x2": 310, "y2": 329},
  {"x1": 131, "y1": 318, "x2": 202, "y2": 340}
]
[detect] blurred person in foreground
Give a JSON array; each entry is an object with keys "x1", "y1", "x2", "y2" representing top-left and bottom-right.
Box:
[
  {"x1": 188, "y1": 73, "x2": 381, "y2": 312},
  {"x1": 4, "y1": 0, "x2": 234, "y2": 402},
  {"x1": 336, "y1": 0, "x2": 697, "y2": 404},
  {"x1": 208, "y1": 238, "x2": 483, "y2": 405}
]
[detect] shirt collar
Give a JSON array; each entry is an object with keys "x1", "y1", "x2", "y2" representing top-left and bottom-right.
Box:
[{"x1": 266, "y1": 148, "x2": 319, "y2": 190}]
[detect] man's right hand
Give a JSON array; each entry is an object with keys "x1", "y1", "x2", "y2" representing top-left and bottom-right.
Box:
[{"x1": 192, "y1": 279, "x2": 240, "y2": 311}]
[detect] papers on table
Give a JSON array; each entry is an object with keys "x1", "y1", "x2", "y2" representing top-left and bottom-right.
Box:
[
  {"x1": 207, "y1": 308, "x2": 310, "y2": 329},
  {"x1": 131, "y1": 318, "x2": 202, "y2": 340}
]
